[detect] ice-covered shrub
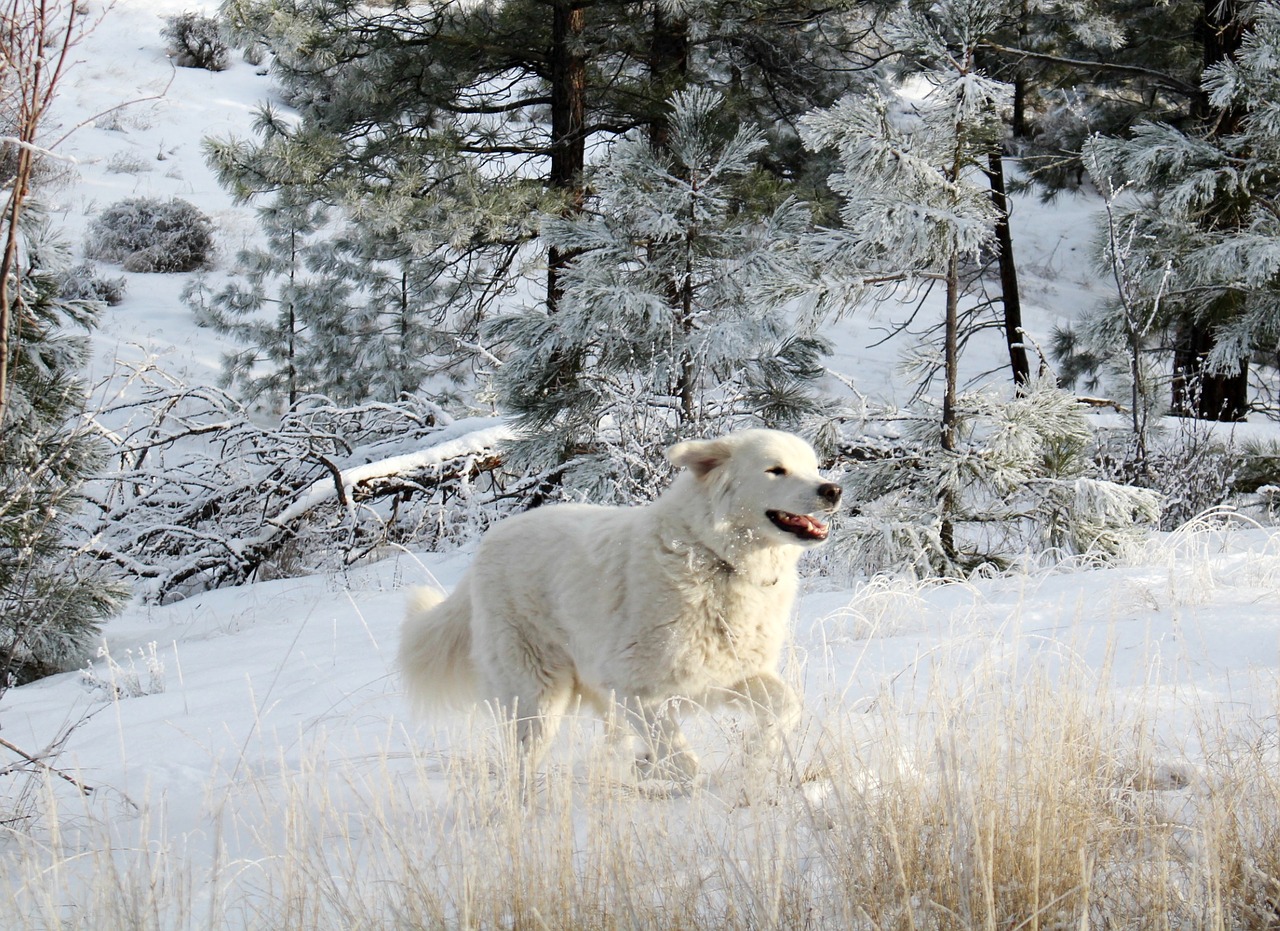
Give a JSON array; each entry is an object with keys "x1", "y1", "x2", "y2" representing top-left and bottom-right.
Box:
[
  {"x1": 105, "y1": 150, "x2": 151, "y2": 175},
  {"x1": 829, "y1": 377, "x2": 1162, "y2": 577},
  {"x1": 81, "y1": 642, "x2": 165, "y2": 700},
  {"x1": 85, "y1": 197, "x2": 214, "y2": 273},
  {"x1": 1102, "y1": 421, "x2": 1237, "y2": 532},
  {"x1": 1234, "y1": 439, "x2": 1280, "y2": 514},
  {"x1": 161, "y1": 12, "x2": 229, "y2": 71},
  {"x1": 58, "y1": 262, "x2": 126, "y2": 306}
]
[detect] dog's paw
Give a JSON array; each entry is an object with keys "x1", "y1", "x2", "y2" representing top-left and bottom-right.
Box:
[
  {"x1": 632, "y1": 773, "x2": 707, "y2": 799},
  {"x1": 635, "y1": 747, "x2": 701, "y2": 784}
]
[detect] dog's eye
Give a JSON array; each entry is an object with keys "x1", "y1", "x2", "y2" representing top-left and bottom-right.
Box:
[{"x1": 766, "y1": 466, "x2": 788, "y2": 476}]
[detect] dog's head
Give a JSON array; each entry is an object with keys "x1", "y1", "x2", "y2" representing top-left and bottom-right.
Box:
[{"x1": 666, "y1": 429, "x2": 842, "y2": 549}]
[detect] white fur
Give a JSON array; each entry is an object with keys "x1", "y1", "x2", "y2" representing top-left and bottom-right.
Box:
[{"x1": 397, "y1": 428, "x2": 841, "y2": 782}]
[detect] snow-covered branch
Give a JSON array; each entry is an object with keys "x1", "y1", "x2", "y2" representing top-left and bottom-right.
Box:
[{"x1": 80, "y1": 380, "x2": 518, "y2": 602}]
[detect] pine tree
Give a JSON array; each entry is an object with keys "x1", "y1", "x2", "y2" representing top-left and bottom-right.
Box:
[
  {"x1": 308, "y1": 226, "x2": 448, "y2": 404},
  {"x1": 211, "y1": 0, "x2": 873, "y2": 337},
  {"x1": 0, "y1": 0, "x2": 86, "y2": 421},
  {"x1": 801, "y1": 0, "x2": 1011, "y2": 450},
  {"x1": 185, "y1": 189, "x2": 360, "y2": 408},
  {"x1": 1, "y1": 228, "x2": 127, "y2": 685},
  {"x1": 490, "y1": 88, "x2": 828, "y2": 502},
  {"x1": 798, "y1": 4, "x2": 1169, "y2": 576},
  {"x1": 1080, "y1": 2, "x2": 1272, "y2": 424}
]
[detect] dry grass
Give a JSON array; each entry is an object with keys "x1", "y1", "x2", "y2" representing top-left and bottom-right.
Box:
[{"x1": 5, "y1": 676, "x2": 1278, "y2": 930}]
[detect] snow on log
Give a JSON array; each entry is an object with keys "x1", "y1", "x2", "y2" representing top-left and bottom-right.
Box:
[{"x1": 257, "y1": 417, "x2": 515, "y2": 544}]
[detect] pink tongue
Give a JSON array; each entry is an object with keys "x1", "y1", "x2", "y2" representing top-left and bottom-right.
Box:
[{"x1": 781, "y1": 512, "x2": 828, "y2": 539}]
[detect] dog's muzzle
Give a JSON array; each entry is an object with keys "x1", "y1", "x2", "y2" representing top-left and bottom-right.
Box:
[{"x1": 766, "y1": 483, "x2": 842, "y2": 543}]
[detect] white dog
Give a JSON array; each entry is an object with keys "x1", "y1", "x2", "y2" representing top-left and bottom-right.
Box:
[{"x1": 397, "y1": 428, "x2": 841, "y2": 783}]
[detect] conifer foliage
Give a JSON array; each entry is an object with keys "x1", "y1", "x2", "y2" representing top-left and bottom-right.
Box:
[
  {"x1": 490, "y1": 89, "x2": 828, "y2": 502},
  {"x1": 800, "y1": 0, "x2": 1018, "y2": 562},
  {"x1": 1, "y1": 234, "x2": 127, "y2": 684},
  {"x1": 1082, "y1": 3, "x2": 1280, "y2": 423}
]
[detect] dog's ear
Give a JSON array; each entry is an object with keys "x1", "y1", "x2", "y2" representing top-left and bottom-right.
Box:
[{"x1": 666, "y1": 437, "x2": 732, "y2": 479}]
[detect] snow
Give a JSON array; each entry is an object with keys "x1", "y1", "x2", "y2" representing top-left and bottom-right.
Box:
[{"x1": 4, "y1": 1, "x2": 1280, "y2": 925}]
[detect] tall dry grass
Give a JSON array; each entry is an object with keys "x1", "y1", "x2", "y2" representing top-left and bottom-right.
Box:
[{"x1": 6, "y1": 671, "x2": 1277, "y2": 929}]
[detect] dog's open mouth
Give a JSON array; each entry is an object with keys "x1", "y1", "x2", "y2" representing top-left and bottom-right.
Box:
[{"x1": 767, "y1": 510, "x2": 830, "y2": 542}]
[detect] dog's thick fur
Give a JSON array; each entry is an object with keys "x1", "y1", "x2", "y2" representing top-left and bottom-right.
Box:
[{"x1": 397, "y1": 429, "x2": 841, "y2": 780}]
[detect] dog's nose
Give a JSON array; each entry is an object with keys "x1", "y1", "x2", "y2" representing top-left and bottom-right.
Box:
[{"x1": 817, "y1": 482, "x2": 842, "y2": 507}]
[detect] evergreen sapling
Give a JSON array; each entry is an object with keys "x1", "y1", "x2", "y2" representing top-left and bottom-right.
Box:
[
  {"x1": 490, "y1": 88, "x2": 828, "y2": 503},
  {"x1": 833, "y1": 376, "x2": 1161, "y2": 577},
  {"x1": 184, "y1": 190, "x2": 360, "y2": 408},
  {"x1": 1, "y1": 230, "x2": 127, "y2": 684}
]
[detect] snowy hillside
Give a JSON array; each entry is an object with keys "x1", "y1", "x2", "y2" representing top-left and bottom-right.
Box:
[
  {"x1": 43, "y1": 0, "x2": 268, "y2": 389},
  {"x1": 3, "y1": 1, "x2": 1279, "y2": 928}
]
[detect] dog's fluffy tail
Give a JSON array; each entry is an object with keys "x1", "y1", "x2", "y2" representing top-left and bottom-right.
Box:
[{"x1": 397, "y1": 583, "x2": 478, "y2": 713}]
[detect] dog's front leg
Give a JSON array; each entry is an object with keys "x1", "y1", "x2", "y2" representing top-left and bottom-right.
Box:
[
  {"x1": 625, "y1": 698, "x2": 700, "y2": 783},
  {"x1": 723, "y1": 672, "x2": 801, "y2": 758}
]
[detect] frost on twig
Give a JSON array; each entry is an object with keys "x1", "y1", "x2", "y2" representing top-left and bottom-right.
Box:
[{"x1": 81, "y1": 368, "x2": 517, "y2": 602}]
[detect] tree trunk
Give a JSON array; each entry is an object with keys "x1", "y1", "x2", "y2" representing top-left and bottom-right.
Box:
[
  {"x1": 985, "y1": 150, "x2": 1030, "y2": 390},
  {"x1": 677, "y1": 270, "x2": 696, "y2": 426},
  {"x1": 287, "y1": 228, "x2": 299, "y2": 407},
  {"x1": 0, "y1": 164, "x2": 27, "y2": 425},
  {"x1": 938, "y1": 252, "x2": 960, "y2": 565},
  {"x1": 538, "y1": 0, "x2": 589, "y2": 462},
  {"x1": 1171, "y1": 302, "x2": 1248, "y2": 422},
  {"x1": 1170, "y1": 0, "x2": 1249, "y2": 421},
  {"x1": 648, "y1": 1, "x2": 692, "y2": 423},
  {"x1": 545, "y1": 0, "x2": 588, "y2": 315},
  {"x1": 1010, "y1": 1, "x2": 1029, "y2": 138},
  {"x1": 942, "y1": 253, "x2": 960, "y2": 452},
  {"x1": 647, "y1": 2, "x2": 688, "y2": 149}
]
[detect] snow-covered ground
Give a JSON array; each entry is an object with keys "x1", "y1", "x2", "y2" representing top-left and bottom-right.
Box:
[{"x1": 4, "y1": 2, "x2": 1280, "y2": 927}]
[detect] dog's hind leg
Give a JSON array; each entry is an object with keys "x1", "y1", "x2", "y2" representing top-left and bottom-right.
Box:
[
  {"x1": 516, "y1": 684, "x2": 571, "y2": 759},
  {"x1": 475, "y1": 615, "x2": 578, "y2": 798},
  {"x1": 491, "y1": 674, "x2": 574, "y2": 801}
]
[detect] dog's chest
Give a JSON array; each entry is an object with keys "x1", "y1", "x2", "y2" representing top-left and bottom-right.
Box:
[{"x1": 664, "y1": 566, "x2": 790, "y2": 686}]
